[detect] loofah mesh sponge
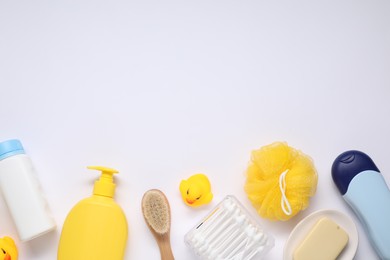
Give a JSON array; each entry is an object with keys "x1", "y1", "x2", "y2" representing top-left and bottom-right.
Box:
[{"x1": 244, "y1": 142, "x2": 317, "y2": 221}]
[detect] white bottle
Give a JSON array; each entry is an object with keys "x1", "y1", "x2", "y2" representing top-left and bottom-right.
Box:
[{"x1": 0, "y1": 139, "x2": 56, "y2": 241}]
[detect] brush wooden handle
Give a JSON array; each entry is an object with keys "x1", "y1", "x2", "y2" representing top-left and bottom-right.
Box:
[{"x1": 156, "y1": 234, "x2": 174, "y2": 260}]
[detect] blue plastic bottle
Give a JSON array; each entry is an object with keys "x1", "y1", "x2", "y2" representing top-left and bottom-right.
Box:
[{"x1": 332, "y1": 150, "x2": 390, "y2": 260}]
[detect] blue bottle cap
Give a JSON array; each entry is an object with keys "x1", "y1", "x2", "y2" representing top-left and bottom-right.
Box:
[
  {"x1": 0, "y1": 139, "x2": 26, "y2": 160},
  {"x1": 332, "y1": 150, "x2": 380, "y2": 195}
]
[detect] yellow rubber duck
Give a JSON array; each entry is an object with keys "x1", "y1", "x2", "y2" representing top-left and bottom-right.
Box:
[
  {"x1": 180, "y1": 174, "x2": 213, "y2": 207},
  {"x1": 0, "y1": 236, "x2": 18, "y2": 260}
]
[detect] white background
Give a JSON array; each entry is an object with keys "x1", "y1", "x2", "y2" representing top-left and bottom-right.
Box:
[{"x1": 1, "y1": 1, "x2": 389, "y2": 259}]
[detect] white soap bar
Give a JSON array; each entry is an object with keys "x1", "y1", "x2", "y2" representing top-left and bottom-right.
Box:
[{"x1": 293, "y1": 217, "x2": 349, "y2": 260}]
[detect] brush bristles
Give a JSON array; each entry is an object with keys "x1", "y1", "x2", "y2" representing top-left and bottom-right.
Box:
[{"x1": 142, "y1": 189, "x2": 171, "y2": 234}]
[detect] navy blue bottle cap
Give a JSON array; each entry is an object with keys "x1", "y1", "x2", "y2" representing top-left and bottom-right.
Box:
[{"x1": 332, "y1": 150, "x2": 380, "y2": 195}]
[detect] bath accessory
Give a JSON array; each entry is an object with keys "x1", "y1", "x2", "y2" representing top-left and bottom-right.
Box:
[
  {"x1": 332, "y1": 150, "x2": 390, "y2": 259},
  {"x1": 284, "y1": 209, "x2": 358, "y2": 260},
  {"x1": 0, "y1": 139, "x2": 55, "y2": 241},
  {"x1": 58, "y1": 166, "x2": 128, "y2": 260},
  {"x1": 142, "y1": 189, "x2": 174, "y2": 260},
  {"x1": 185, "y1": 195, "x2": 274, "y2": 260},
  {"x1": 244, "y1": 142, "x2": 317, "y2": 221}
]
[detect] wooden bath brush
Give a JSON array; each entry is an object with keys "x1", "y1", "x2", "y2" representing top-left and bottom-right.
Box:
[{"x1": 142, "y1": 189, "x2": 174, "y2": 260}]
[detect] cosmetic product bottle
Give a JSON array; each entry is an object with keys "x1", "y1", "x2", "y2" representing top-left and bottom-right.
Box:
[
  {"x1": 58, "y1": 166, "x2": 128, "y2": 260},
  {"x1": 0, "y1": 139, "x2": 56, "y2": 241},
  {"x1": 332, "y1": 150, "x2": 390, "y2": 259}
]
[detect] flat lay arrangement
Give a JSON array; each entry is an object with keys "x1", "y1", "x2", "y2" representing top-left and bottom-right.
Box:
[
  {"x1": 1, "y1": 1, "x2": 389, "y2": 259},
  {"x1": 1, "y1": 139, "x2": 389, "y2": 260}
]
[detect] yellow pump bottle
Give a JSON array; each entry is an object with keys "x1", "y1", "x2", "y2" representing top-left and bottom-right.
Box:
[{"x1": 58, "y1": 166, "x2": 128, "y2": 260}]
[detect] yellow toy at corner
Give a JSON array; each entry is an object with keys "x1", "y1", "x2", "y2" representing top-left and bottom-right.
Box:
[
  {"x1": 0, "y1": 236, "x2": 17, "y2": 260},
  {"x1": 244, "y1": 142, "x2": 317, "y2": 221},
  {"x1": 180, "y1": 174, "x2": 213, "y2": 207}
]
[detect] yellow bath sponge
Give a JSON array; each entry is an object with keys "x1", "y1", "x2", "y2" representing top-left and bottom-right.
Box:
[{"x1": 244, "y1": 142, "x2": 317, "y2": 221}]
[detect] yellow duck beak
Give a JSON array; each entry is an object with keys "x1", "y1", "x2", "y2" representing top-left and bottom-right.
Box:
[{"x1": 186, "y1": 198, "x2": 195, "y2": 205}]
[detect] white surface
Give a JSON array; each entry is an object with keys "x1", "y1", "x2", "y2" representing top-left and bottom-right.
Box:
[
  {"x1": 284, "y1": 209, "x2": 358, "y2": 260},
  {"x1": 0, "y1": 1, "x2": 389, "y2": 259}
]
